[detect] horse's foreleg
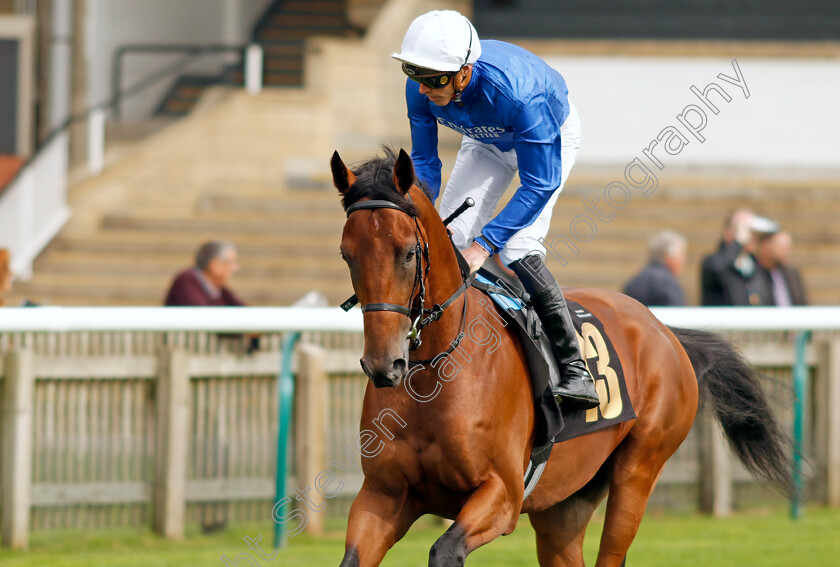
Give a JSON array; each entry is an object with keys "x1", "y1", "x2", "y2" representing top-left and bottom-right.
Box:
[
  {"x1": 428, "y1": 475, "x2": 520, "y2": 567},
  {"x1": 340, "y1": 481, "x2": 418, "y2": 567}
]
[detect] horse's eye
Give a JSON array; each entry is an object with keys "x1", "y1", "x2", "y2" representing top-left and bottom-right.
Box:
[
  {"x1": 405, "y1": 249, "x2": 416, "y2": 262},
  {"x1": 339, "y1": 251, "x2": 349, "y2": 262}
]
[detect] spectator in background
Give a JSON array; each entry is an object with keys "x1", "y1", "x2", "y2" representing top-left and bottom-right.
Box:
[
  {"x1": 756, "y1": 231, "x2": 807, "y2": 306},
  {"x1": 622, "y1": 230, "x2": 687, "y2": 307},
  {"x1": 700, "y1": 209, "x2": 775, "y2": 306},
  {"x1": 0, "y1": 248, "x2": 12, "y2": 306},
  {"x1": 164, "y1": 241, "x2": 246, "y2": 306}
]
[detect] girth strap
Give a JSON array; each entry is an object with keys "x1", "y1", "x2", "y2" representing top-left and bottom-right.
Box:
[{"x1": 523, "y1": 443, "x2": 553, "y2": 500}]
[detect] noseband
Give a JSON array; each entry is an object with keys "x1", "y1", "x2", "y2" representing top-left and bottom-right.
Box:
[{"x1": 340, "y1": 198, "x2": 471, "y2": 353}]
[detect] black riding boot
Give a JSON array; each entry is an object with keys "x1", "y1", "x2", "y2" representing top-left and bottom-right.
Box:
[{"x1": 510, "y1": 254, "x2": 600, "y2": 410}]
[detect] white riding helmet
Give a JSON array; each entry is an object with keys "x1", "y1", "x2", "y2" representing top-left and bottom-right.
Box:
[{"x1": 391, "y1": 10, "x2": 481, "y2": 73}]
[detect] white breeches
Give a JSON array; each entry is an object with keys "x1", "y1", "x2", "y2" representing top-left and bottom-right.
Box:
[{"x1": 439, "y1": 102, "x2": 581, "y2": 266}]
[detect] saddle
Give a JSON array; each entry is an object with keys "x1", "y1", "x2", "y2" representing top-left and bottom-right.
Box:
[{"x1": 471, "y1": 265, "x2": 636, "y2": 499}]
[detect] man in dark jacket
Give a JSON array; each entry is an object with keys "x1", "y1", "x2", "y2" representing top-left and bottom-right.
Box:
[
  {"x1": 701, "y1": 209, "x2": 774, "y2": 306},
  {"x1": 756, "y1": 231, "x2": 808, "y2": 306},
  {"x1": 164, "y1": 241, "x2": 246, "y2": 306},
  {"x1": 623, "y1": 230, "x2": 687, "y2": 307}
]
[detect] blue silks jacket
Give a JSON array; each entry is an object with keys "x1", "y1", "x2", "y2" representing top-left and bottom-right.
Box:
[{"x1": 406, "y1": 39, "x2": 572, "y2": 254}]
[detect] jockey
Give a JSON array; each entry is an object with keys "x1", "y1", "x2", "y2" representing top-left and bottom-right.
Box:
[{"x1": 392, "y1": 10, "x2": 600, "y2": 410}]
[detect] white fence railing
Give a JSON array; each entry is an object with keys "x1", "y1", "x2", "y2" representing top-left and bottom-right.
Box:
[
  {"x1": 1, "y1": 305, "x2": 838, "y2": 333},
  {"x1": 0, "y1": 132, "x2": 71, "y2": 280}
]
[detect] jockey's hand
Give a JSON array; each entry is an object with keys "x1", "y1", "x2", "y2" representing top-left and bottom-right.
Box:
[{"x1": 462, "y1": 241, "x2": 491, "y2": 273}]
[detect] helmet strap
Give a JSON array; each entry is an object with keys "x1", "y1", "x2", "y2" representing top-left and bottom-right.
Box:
[{"x1": 452, "y1": 65, "x2": 472, "y2": 103}]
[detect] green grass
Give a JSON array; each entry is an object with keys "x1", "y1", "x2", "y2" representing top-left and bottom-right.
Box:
[{"x1": 0, "y1": 507, "x2": 837, "y2": 566}]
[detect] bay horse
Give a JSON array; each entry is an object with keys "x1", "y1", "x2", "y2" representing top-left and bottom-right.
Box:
[{"x1": 331, "y1": 148, "x2": 793, "y2": 567}]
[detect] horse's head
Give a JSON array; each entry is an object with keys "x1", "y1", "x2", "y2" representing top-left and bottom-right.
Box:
[{"x1": 332, "y1": 148, "x2": 427, "y2": 388}]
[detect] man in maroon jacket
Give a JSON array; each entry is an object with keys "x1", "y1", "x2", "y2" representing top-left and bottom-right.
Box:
[{"x1": 164, "y1": 241, "x2": 246, "y2": 306}]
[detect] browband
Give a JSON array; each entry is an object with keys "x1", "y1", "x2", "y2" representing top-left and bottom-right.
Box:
[{"x1": 346, "y1": 200, "x2": 413, "y2": 217}]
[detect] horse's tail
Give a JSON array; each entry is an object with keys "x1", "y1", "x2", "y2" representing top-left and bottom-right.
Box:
[{"x1": 669, "y1": 326, "x2": 796, "y2": 498}]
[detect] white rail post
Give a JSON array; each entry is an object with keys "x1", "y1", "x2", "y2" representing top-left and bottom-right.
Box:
[
  {"x1": 87, "y1": 108, "x2": 106, "y2": 175},
  {"x1": 1, "y1": 349, "x2": 34, "y2": 550},
  {"x1": 245, "y1": 43, "x2": 263, "y2": 95},
  {"x1": 697, "y1": 409, "x2": 732, "y2": 517},
  {"x1": 153, "y1": 347, "x2": 189, "y2": 540},
  {"x1": 295, "y1": 343, "x2": 327, "y2": 535}
]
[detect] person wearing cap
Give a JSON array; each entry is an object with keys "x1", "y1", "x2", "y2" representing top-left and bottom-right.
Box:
[
  {"x1": 700, "y1": 209, "x2": 775, "y2": 306},
  {"x1": 756, "y1": 231, "x2": 808, "y2": 306},
  {"x1": 392, "y1": 10, "x2": 597, "y2": 410}
]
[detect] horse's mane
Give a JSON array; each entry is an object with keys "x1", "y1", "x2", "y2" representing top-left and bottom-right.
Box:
[{"x1": 340, "y1": 147, "x2": 431, "y2": 215}]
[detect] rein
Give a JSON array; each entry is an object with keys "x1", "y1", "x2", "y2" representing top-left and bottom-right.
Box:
[{"x1": 340, "y1": 198, "x2": 473, "y2": 356}]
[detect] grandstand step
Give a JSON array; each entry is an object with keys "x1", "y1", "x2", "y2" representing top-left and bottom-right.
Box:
[
  {"x1": 256, "y1": 27, "x2": 355, "y2": 41},
  {"x1": 264, "y1": 57, "x2": 304, "y2": 72},
  {"x1": 137, "y1": 203, "x2": 344, "y2": 223},
  {"x1": 12, "y1": 284, "x2": 354, "y2": 307},
  {"x1": 555, "y1": 216, "x2": 840, "y2": 241},
  {"x1": 99, "y1": 213, "x2": 343, "y2": 236},
  {"x1": 34, "y1": 250, "x2": 347, "y2": 276},
  {"x1": 14, "y1": 272, "x2": 352, "y2": 298},
  {"x1": 263, "y1": 72, "x2": 306, "y2": 86},
  {"x1": 195, "y1": 192, "x2": 340, "y2": 214},
  {"x1": 266, "y1": 14, "x2": 349, "y2": 28},
  {"x1": 261, "y1": 42, "x2": 305, "y2": 57},
  {"x1": 154, "y1": 75, "x2": 232, "y2": 117},
  {"x1": 53, "y1": 229, "x2": 341, "y2": 249},
  {"x1": 47, "y1": 237, "x2": 338, "y2": 256},
  {"x1": 283, "y1": 0, "x2": 346, "y2": 13},
  {"x1": 28, "y1": 262, "x2": 347, "y2": 282},
  {"x1": 565, "y1": 169, "x2": 840, "y2": 200}
]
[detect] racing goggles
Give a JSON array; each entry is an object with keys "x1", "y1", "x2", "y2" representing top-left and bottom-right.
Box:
[{"x1": 401, "y1": 63, "x2": 455, "y2": 89}]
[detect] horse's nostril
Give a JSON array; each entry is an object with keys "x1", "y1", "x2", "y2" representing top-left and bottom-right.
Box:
[
  {"x1": 360, "y1": 357, "x2": 406, "y2": 387},
  {"x1": 391, "y1": 358, "x2": 407, "y2": 378}
]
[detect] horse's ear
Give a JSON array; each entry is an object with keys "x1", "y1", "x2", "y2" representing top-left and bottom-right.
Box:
[
  {"x1": 331, "y1": 151, "x2": 356, "y2": 195},
  {"x1": 392, "y1": 149, "x2": 415, "y2": 195}
]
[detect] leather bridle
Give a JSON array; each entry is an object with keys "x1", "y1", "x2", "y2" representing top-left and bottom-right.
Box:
[{"x1": 340, "y1": 198, "x2": 472, "y2": 354}]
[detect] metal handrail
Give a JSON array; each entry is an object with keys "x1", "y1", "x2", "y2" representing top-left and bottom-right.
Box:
[
  {"x1": 0, "y1": 41, "x2": 259, "y2": 194},
  {"x1": 111, "y1": 43, "x2": 251, "y2": 118}
]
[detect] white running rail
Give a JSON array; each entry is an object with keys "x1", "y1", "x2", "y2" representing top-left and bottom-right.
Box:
[{"x1": 0, "y1": 305, "x2": 839, "y2": 333}]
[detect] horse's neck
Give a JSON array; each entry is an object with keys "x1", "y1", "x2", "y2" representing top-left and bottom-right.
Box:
[
  {"x1": 413, "y1": 187, "x2": 463, "y2": 292},
  {"x1": 411, "y1": 189, "x2": 470, "y2": 358}
]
